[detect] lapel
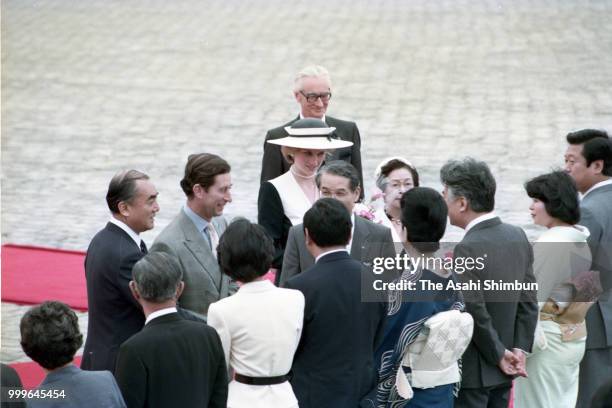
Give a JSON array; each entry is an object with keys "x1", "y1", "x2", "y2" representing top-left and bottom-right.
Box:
[
  {"x1": 350, "y1": 216, "x2": 370, "y2": 260},
  {"x1": 177, "y1": 211, "x2": 222, "y2": 291}
]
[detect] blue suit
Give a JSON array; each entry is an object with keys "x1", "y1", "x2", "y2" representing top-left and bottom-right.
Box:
[{"x1": 29, "y1": 365, "x2": 125, "y2": 408}]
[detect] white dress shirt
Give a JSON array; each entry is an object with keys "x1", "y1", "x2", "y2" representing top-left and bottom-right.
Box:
[
  {"x1": 109, "y1": 216, "x2": 142, "y2": 248},
  {"x1": 145, "y1": 307, "x2": 177, "y2": 325},
  {"x1": 464, "y1": 212, "x2": 497, "y2": 233}
]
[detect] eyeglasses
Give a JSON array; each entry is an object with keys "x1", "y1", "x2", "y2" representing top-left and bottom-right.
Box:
[{"x1": 300, "y1": 91, "x2": 332, "y2": 103}]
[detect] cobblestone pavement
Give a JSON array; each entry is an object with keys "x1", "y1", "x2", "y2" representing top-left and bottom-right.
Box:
[{"x1": 2, "y1": 0, "x2": 611, "y2": 363}]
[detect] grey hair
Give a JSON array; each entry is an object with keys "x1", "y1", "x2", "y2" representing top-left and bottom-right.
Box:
[
  {"x1": 439, "y1": 157, "x2": 496, "y2": 213},
  {"x1": 132, "y1": 252, "x2": 183, "y2": 303},
  {"x1": 293, "y1": 65, "x2": 331, "y2": 92},
  {"x1": 315, "y1": 160, "x2": 360, "y2": 192},
  {"x1": 106, "y1": 169, "x2": 149, "y2": 214}
]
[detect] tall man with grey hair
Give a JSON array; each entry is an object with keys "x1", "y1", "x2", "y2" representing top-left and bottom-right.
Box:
[
  {"x1": 115, "y1": 252, "x2": 228, "y2": 408},
  {"x1": 82, "y1": 169, "x2": 160, "y2": 373},
  {"x1": 440, "y1": 158, "x2": 538, "y2": 408},
  {"x1": 280, "y1": 160, "x2": 395, "y2": 285},
  {"x1": 260, "y1": 65, "x2": 364, "y2": 198}
]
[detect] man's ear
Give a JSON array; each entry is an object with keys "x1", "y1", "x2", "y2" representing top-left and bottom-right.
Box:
[
  {"x1": 304, "y1": 228, "x2": 312, "y2": 246},
  {"x1": 589, "y1": 159, "x2": 604, "y2": 175},
  {"x1": 118, "y1": 201, "x2": 130, "y2": 217},
  {"x1": 175, "y1": 281, "x2": 185, "y2": 300},
  {"x1": 458, "y1": 196, "x2": 469, "y2": 213},
  {"x1": 353, "y1": 186, "x2": 362, "y2": 203},
  {"x1": 129, "y1": 281, "x2": 140, "y2": 301}
]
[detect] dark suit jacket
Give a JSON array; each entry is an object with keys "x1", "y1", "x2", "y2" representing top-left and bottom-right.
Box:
[
  {"x1": 580, "y1": 183, "x2": 612, "y2": 349},
  {"x1": 280, "y1": 215, "x2": 397, "y2": 286},
  {"x1": 285, "y1": 251, "x2": 387, "y2": 408},
  {"x1": 260, "y1": 115, "x2": 364, "y2": 199},
  {"x1": 1, "y1": 363, "x2": 25, "y2": 408},
  {"x1": 82, "y1": 222, "x2": 145, "y2": 373},
  {"x1": 31, "y1": 365, "x2": 125, "y2": 408},
  {"x1": 454, "y1": 217, "x2": 538, "y2": 389},
  {"x1": 114, "y1": 312, "x2": 228, "y2": 408}
]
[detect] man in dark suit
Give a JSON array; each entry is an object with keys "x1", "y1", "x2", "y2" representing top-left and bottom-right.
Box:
[
  {"x1": 115, "y1": 251, "x2": 228, "y2": 408},
  {"x1": 440, "y1": 158, "x2": 538, "y2": 408},
  {"x1": 565, "y1": 129, "x2": 612, "y2": 407},
  {"x1": 285, "y1": 198, "x2": 387, "y2": 408},
  {"x1": 151, "y1": 153, "x2": 237, "y2": 321},
  {"x1": 260, "y1": 65, "x2": 363, "y2": 198},
  {"x1": 82, "y1": 170, "x2": 160, "y2": 373},
  {"x1": 280, "y1": 160, "x2": 396, "y2": 286}
]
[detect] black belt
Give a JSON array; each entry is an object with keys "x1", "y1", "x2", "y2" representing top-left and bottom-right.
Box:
[{"x1": 234, "y1": 373, "x2": 290, "y2": 386}]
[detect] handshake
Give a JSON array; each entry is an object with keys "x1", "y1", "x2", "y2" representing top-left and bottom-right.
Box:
[{"x1": 498, "y1": 348, "x2": 528, "y2": 378}]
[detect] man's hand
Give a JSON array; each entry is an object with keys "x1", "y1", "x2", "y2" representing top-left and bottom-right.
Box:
[
  {"x1": 497, "y1": 349, "x2": 519, "y2": 376},
  {"x1": 512, "y1": 348, "x2": 528, "y2": 378}
]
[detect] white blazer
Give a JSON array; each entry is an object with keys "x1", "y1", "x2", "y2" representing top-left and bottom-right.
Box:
[{"x1": 208, "y1": 280, "x2": 305, "y2": 408}]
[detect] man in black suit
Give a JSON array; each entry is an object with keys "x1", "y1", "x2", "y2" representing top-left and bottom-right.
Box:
[
  {"x1": 440, "y1": 158, "x2": 538, "y2": 408},
  {"x1": 260, "y1": 65, "x2": 363, "y2": 198},
  {"x1": 115, "y1": 251, "x2": 228, "y2": 408},
  {"x1": 565, "y1": 129, "x2": 612, "y2": 407},
  {"x1": 280, "y1": 160, "x2": 396, "y2": 286},
  {"x1": 285, "y1": 198, "x2": 386, "y2": 408},
  {"x1": 82, "y1": 170, "x2": 160, "y2": 373}
]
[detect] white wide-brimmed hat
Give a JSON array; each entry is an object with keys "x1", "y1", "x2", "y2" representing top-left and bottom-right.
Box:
[{"x1": 267, "y1": 118, "x2": 353, "y2": 150}]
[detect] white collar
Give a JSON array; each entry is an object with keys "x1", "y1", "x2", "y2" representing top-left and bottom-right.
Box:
[
  {"x1": 109, "y1": 216, "x2": 141, "y2": 248},
  {"x1": 582, "y1": 179, "x2": 612, "y2": 199},
  {"x1": 299, "y1": 112, "x2": 326, "y2": 124},
  {"x1": 315, "y1": 248, "x2": 349, "y2": 263},
  {"x1": 465, "y1": 212, "x2": 497, "y2": 233},
  {"x1": 145, "y1": 307, "x2": 177, "y2": 325}
]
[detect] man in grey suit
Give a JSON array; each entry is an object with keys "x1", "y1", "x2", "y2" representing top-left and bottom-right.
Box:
[
  {"x1": 565, "y1": 129, "x2": 612, "y2": 407},
  {"x1": 279, "y1": 160, "x2": 396, "y2": 286},
  {"x1": 441, "y1": 158, "x2": 538, "y2": 408},
  {"x1": 20, "y1": 301, "x2": 126, "y2": 408},
  {"x1": 151, "y1": 153, "x2": 238, "y2": 320}
]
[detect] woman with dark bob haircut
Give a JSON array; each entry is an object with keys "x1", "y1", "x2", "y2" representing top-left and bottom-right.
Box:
[
  {"x1": 208, "y1": 219, "x2": 305, "y2": 408},
  {"x1": 514, "y1": 170, "x2": 592, "y2": 408},
  {"x1": 20, "y1": 301, "x2": 126, "y2": 407},
  {"x1": 366, "y1": 187, "x2": 470, "y2": 408}
]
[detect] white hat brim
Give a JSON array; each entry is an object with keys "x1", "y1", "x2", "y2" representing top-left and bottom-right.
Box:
[{"x1": 267, "y1": 136, "x2": 353, "y2": 150}]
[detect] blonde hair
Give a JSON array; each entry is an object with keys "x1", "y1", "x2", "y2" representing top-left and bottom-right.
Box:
[{"x1": 293, "y1": 65, "x2": 331, "y2": 92}]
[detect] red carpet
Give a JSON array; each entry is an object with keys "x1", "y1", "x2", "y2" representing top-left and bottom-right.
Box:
[
  {"x1": 1, "y1": 244, "x2": 88, "y2": 311},
  {"x1": 10, "y1": 356, "x2": 82, "y2": 390}
]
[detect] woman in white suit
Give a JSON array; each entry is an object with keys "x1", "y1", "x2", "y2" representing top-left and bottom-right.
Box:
[{"x1": 208, "y1": 219, "x2": 305, "y2": 408}]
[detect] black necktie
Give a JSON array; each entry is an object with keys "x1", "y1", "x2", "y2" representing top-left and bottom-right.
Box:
[{"x1": 140, "y1": 240, "x2": 148, "y2": 254}]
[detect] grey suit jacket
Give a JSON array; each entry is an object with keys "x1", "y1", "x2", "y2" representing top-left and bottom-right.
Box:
[
  {"x1": 455, "y1": 217, "x2": 538, "y2": 389},
  {"x1": 29, "y1": 365, "x2": 125, "y2": 408},
  {"x1": 580, "y1": 183, "x2": 612, "y2": 348},
  {"x1": 279, "y1": 215, "x2": 397, "y2": 286},
  {"x1": 151, "y1": 209, "x2": 237, "y2": 320}
]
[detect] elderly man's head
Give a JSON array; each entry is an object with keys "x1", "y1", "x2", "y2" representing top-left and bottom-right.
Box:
[
  {"x1": 293, "y1": 65, "x2": 332, "y2": 119},
  {"x1": 440, "y1": 158, "x2": 496, "y2": 229},
  {"x1": 316, "y1": 161, "x2": 361, "y2": 213},
  {"x1": 130, "y1": 252, "x2": 184, "y2": 304},
  {"x1": 106, "y1": 169, "x2": 159, "y2": 233},
  {"x1": 20, "y1": 301, "x2": 83, "y2": 371}
]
